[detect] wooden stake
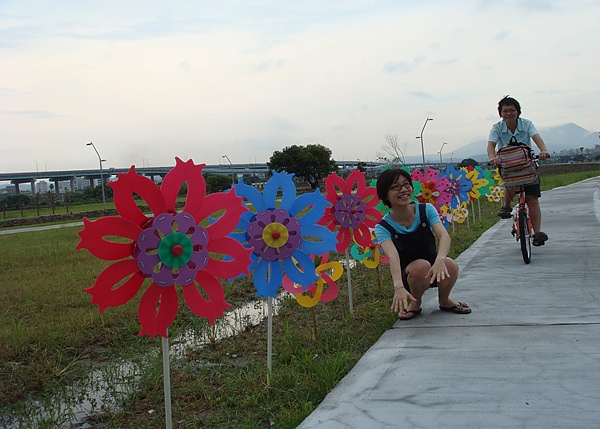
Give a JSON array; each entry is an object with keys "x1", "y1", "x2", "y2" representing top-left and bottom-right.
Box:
[
  {"x1": 345, "y1": 248, "x2": 354, "y2": 316},
  {"x1": 161, "y1": 335, "x2": 173, "y2": 429}
]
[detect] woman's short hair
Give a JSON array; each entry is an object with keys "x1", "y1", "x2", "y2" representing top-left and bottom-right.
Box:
[
  {"x1": 497, "y1": 95, "x2": 521, "y2": 117},
  {"x1": 376, "y1": 168, "x2": 413, "y2": 208}
]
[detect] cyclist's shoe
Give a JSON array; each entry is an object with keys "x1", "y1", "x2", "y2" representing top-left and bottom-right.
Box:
[
  {"x1": 533, "y1": 231, "x2": 548, "y2": 246},
  {"x1": 496, "y1": 206, "x2": 512, "y2": 219}
]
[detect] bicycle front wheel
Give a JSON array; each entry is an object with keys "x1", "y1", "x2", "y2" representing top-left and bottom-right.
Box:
[{"x1": 518, "y1": 208, "x2": 532, "y2": 264}]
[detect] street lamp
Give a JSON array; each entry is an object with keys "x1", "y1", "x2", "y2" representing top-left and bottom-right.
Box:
[
  {"x1": 222, "y1": 155, "x2": 235, "y2": 184},
  {"x1": 86, "y1": 141, "x2": 107, "y2": 210},
  {"x1": 415, "y1": 117, "x2": 433, "y2": 166},
  {"x1": 438, "y1": 141, "x2": 447, "y2": 165}
]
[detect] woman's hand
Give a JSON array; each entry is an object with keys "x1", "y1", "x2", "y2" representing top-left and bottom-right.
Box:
[
  {"x1": 539, "y1": 150, "x2": 550, "y2": 161},
  {"x1": 427, "y1": 258, "x2": 450, "y2": 284},
  {"x1": 391, "y1": 286, "x2": 416, "y2": 315}
]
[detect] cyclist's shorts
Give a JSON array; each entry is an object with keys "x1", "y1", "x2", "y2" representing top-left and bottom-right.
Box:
[{"x1": 524, "y1": 182, "x2": 541, "y2": 198}]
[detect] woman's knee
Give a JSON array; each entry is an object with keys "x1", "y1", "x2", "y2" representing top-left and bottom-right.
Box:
[
  {"x1": 445, "y1": 258, "x2": 459, "y2": 277},
  {"x1": 406, "y1": 259, "x2": 431, "y2": 277}
]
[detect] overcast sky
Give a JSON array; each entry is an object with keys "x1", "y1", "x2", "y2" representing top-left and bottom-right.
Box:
[{"x1": 2, "y1": 0, "x2": 599, "y2": 173}]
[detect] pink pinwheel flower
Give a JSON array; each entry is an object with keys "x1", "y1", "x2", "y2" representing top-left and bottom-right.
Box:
[
  {"x1": 411, "y1": 167, "x2": 452, "y2": 209},
  {"x1": 319, "y1": 170, "x2": 382, "y2": 253},
  {"x1": 76, "y1": 158, "x2": 252, "y2": 338}
]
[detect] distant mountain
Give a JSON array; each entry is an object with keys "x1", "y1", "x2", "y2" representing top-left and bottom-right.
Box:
[{"x1": 435, "y1": 123, "x2": 599, "y2": 163}]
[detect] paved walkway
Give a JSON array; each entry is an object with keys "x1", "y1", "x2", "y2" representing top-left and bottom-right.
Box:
[
  {"x1": 0, "y1": 221, "x2": 82, "y2": 235},
  {"x1": 298, "y1": 176, "x2": 600, "y2": 428}
]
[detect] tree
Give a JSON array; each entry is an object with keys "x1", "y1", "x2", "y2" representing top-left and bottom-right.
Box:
[
  {"x1": 377, "y1": 134, "x2": 406, "y2": 165},
  {"x1": 5, "y1": 194, "x2": 30, "y2": 210},
  {"x1": 458, "y1": 158, "x2": 479, "y2": 168},
  {"x1": 205, "y1": 174, "x2": 234, "y2": 193},
  {"x1": 242, "y1": 174, "x2": 262, "y2": 185},
  {"x1": 268, "y1": 144, "x2": 338, "y2": 189},
  {"x1": 355, "y1": 161, "x2": 367, "y2": 172}
]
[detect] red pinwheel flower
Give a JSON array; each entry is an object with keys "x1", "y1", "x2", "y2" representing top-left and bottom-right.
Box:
[
  {"x1": 76, "y1": 158, "x2": 252, "y2": 338},
  {"x1": 319, "y1": 170, "x2": 382, "y2": 252}
]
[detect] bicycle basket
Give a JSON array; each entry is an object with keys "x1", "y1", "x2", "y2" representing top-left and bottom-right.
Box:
[{"x1": 497, "y1": 142, "x2": 538, "y2": 188}]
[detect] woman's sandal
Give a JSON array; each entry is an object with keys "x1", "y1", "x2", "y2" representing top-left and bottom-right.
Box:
[
  {"x1": 439, "y1": 302, "x2": 471, "y2": 314},
  {"x1": 398, "y1": 308, "x2": 422, "y2": 320}
]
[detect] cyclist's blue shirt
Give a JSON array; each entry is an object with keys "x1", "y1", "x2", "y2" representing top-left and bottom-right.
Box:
[
  {"x1": 374, "y1": 202, "x2": 441, "y2": 243},
  {"x1": 488, "y1": 117, "x2": 539, "y2": 150}
]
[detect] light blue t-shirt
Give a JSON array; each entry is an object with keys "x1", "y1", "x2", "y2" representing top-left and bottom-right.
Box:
[
  {"x1": 374, "y1": 202, "x2": 441, "y2": 244},
  {"x1": 488, "y1": 117, "x2": 539, "y2": 150}
]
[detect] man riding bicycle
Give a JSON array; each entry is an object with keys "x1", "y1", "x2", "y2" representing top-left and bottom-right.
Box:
[{"x1": 487, "y1": 96, "x2": 550, "y2": 246}]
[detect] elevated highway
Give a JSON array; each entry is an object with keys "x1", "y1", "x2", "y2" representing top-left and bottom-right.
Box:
[
  {"x1": 0, "y1": 163, "x2": 270, "y2": 194},
  {"x1": 1, "y1": 161, "x2": 388, "y2": 194}
]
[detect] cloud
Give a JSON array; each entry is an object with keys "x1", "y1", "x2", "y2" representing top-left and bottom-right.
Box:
[
  {"x1": 408, "y1": 91, "x2": 434, "y2": 99},
  {"x1": 383, "y1": 56, "x2": 427, "y2": 74},
  {"x1": 0, "y1": 110, "x2": 62, "y2": 119},
  {"x1": 494, "y1": 29, "x2": 511, "y2": 41},
  {"x1": 1, "y1": 0, "x2": 599, "y2": 173}
]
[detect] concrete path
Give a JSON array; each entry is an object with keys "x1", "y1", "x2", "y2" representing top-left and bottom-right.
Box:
[
  {"x1": 0, "y1": 221, "x2": 82, "y2": 235},
  {"x1": 298, "y1": 176, "x2": 600, "y2": 429}
]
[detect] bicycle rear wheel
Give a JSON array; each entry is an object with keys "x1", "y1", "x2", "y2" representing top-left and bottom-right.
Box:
[{"x1": 518, "y1": 208, "x2": 532, "y2": 264}]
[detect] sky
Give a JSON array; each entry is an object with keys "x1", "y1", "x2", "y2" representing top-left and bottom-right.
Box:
[{"x1": 2, "y1": 0, "x2": 599, "y2": 173}]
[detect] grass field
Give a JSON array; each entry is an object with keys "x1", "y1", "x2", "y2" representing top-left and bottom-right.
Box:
[{"x1": 1, "y1": 169, "x2": 598, "y2": 428}]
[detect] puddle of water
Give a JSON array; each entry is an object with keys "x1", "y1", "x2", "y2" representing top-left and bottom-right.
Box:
[{"x1": 1, "y1": 296, "x2": 283, "y2": 428}]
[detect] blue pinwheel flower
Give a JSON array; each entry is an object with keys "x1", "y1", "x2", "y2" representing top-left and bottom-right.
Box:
[
  {"x1": 443, "y1": 166, "x2": 473, "y2": 208},
  {"x1": 230, "y1": 171, "x2": 338, "y2": 298}
]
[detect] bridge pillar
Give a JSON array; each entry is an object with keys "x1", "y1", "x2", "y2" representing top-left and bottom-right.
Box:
[{"x1": 31, "y1": 178, "x2": 37, "y2": 195}]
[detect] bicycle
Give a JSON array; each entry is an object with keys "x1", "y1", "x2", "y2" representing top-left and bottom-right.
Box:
[
  {"x1": 494, "y1": 139, "x2": 542, "y2": 264},
  {"x1": 508, "y1": 174, "x2": 536, "y2": 264}
]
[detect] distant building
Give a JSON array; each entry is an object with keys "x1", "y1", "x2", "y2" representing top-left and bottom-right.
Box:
[
  {"x1": 4, "y1": 185, "x2": 16, "y2": 195},
  {"x1": 73, "y1": 177, "x2": 91, "y2": 191},
  {"x1": 37, "y1": 181, "x2": 49, "y2": 193}
]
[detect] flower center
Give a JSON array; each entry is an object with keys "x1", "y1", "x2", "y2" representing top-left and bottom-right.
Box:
[
  {"x1": 262, "y1": 222, "x2": 289, "y2": 248},
  {"x1": 247, "y1": 208, "x2": 302, "y2": 261},
  {"x1": 421, "y1": 188, "x2": 433, "y2": 201},
  {"x1": 333, "y1": 194, "x2": 366, "y2": 228},
  {"x1": 135, "y1": 211, "x2": 210, "y2": 287},
  {"x1": 158, "y1": 232, "x2": 193, "y2": 268}
]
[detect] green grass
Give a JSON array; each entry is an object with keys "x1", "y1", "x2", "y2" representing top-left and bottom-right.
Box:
[
  {"x1": 0, "y1": 202, "x2": 110, "y2": 220},
  {"x1": 1, "y1": 170, "x2": 598, "y2": 428},
  {"x1": 540, "y1": 169, "x2": 600, "y2": 191}
]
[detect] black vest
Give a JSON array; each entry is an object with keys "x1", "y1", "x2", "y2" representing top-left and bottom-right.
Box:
[{"x1": 378, "y1": 203, "x2": 437, "y2": 270}]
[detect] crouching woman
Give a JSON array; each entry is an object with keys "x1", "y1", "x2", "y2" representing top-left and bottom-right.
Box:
[{"x1": 374, "y1": 168, "x2": 471, "y2": 320}]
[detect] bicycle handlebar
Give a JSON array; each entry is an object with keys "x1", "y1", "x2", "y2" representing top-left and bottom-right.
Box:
[{"x1": 488, "y1": 153, "x2": 548, "y2": 167}]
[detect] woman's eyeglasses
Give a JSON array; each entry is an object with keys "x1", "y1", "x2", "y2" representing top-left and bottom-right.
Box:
[{"x1": 389, "y1": 182, "x2": 412, "y2": 192}]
